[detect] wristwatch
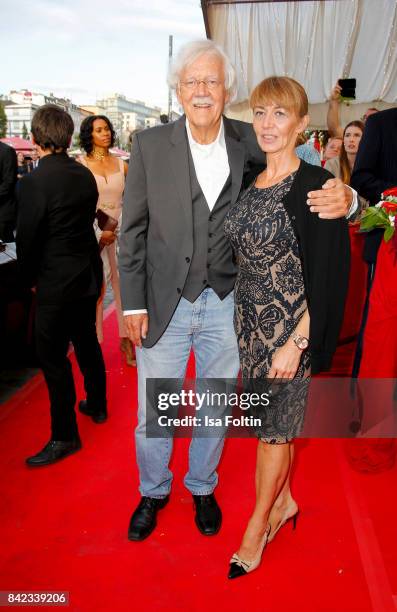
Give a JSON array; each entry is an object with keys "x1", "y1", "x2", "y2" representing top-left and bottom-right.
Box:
[{"x1": 292, "y1": 333, "x2": 309, "y2": 350}]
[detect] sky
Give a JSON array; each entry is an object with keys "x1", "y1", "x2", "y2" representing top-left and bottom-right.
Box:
[{"x1": 0, "y1": 0, "x2": 206, "y2": 111}]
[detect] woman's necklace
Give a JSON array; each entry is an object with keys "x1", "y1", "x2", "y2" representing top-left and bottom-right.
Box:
[{"x1": 91, "y1": 147, "x2": 107, "y2": 162}]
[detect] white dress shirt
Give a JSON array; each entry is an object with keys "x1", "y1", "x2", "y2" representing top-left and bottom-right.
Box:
[
  {"x1": 346, "y1": 188, "x2": 358, "y2": 218},
  {"x1": 185, "y1": 118, "x2": 230, "y2": 211}
]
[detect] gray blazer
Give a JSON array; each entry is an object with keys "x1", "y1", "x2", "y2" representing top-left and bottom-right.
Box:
[{"x1": 118, "y1": 114, "x2": 263, "y2": 347}]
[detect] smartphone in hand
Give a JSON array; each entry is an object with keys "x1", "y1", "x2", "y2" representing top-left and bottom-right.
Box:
[{"x1": 338, "y1": 78, "x2": 356, "y2": 100}]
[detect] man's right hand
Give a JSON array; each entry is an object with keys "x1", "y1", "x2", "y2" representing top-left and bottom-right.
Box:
[{"x1": 124, "y1": 313, "x2": 149, "y2": 347}]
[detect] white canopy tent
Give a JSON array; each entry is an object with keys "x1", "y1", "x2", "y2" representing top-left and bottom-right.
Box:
[{"x1": 201, "y1": 0, "x2": 397, "y2": 128}]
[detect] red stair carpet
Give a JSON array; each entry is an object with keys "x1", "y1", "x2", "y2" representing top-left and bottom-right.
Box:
[{"x1": 0, "y1": 306, "x2": 396, "y2": 612}]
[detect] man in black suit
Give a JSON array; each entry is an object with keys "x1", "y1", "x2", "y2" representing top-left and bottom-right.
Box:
[
  {"x1": 0, "y1": 141, "x2": 17, "y2": 242},
  {"x1": 16, "y1": 104, "x2": 107, "y2": 466},
  {"x1": 351, "y1": 107, "x2": 397, "y2": 262},
  {"x1": 350, "y1": 107, "x2": 397, "y2": 376}
]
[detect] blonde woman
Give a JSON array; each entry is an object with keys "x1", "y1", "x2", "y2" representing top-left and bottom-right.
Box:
[{"x1": 224, "y1": 76, "x2": 350, "y2": 578}]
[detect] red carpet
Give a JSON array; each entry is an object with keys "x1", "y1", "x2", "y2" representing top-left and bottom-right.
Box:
[{"x1": 1, "y1": 308, "x2": 396, "y2": 612}]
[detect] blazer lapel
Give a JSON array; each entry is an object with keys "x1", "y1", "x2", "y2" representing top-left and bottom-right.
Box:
[
  {"x1": 169, "y1": 115, "x2": 193, "y2": 231},
  {"x1": 224, "y1": 117, "x2": 245, "y2": 207}
]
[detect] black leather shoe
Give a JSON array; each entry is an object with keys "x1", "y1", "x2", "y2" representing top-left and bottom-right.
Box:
[
  {"x1": 26, "y1": 438, "x2": 81, "y2": 467},
  {"x1": 79, "y1": 399, "x2": 107, "y2": 424},
  {"x1": 193, "y1": 493, "x2": 222, "y2": 535},
  {"x1": 128, "y1": 496, "x2": 169, "y2": 541}
]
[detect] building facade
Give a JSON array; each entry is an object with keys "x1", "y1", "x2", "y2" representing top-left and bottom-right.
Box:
[
  {"x1": 2, "y1": 90, "x2": 93, "y2": 139},
  {"x1": 96, "y1": 94, "x2": 161, "y2": 146},
  {"x1": 79, "y1": 105, "x2": 106, "y2": 117},
  {"x1": 1, "y1": 89, "x2": 165, "y2": 146}
]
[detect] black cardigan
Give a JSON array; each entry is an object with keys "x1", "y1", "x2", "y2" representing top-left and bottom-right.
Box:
[{"x1": 281, "y1": 160, "x2": 350, "y2": 374}]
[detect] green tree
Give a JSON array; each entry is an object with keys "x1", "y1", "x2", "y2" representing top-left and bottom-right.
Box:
[
  {"x1": 22, "y1": 122, "x2": 29, "y2": 139},
  {"x1": 0, "y1": 102, "x2": 7, "y2": 138}
]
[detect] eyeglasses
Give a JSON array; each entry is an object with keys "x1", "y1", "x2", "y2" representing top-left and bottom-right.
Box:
[{"x1": 179, "y1": 78, "x2": 222, "y2": 90}]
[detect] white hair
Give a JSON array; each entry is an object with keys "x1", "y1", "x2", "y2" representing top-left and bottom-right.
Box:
[{"x1": 167, "y1": 39, "x2": 237, "y2": 103}]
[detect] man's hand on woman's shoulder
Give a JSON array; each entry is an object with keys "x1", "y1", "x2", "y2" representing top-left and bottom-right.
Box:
[{"x1": 307, "y1": 177, "x2": 352, "y2": 219}]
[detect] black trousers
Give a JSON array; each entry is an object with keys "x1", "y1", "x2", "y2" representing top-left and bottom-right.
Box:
[{"x1": 35, "y1": 295, "x2": 106, "y2": 440}]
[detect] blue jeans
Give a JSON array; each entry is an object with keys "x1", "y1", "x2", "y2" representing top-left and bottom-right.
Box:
[{"x1": 135, "y1": 288, "x2": 240, "y2": 498}]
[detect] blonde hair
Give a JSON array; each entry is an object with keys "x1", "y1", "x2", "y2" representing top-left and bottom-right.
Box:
[{"x1": 250, "y1": 76, "x2": 308, "y2": 118}]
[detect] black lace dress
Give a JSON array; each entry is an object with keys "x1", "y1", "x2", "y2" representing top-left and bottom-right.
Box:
[{"x1": 224, "y1": 172, "x2": 310, "y2": 443}]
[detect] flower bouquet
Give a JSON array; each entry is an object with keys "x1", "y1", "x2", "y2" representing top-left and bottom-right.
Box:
[{"x1": 360, "y1": 187, "x2": 397, "y2": 242}]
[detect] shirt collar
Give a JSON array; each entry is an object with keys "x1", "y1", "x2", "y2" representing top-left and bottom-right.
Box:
[{"x1": 185, "y1": 117, "x2": 225, "y2": 151}]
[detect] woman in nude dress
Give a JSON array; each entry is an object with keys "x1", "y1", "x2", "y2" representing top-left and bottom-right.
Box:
[{"x1": 79, "y1": 115, "x2": 135, "y2": 366}]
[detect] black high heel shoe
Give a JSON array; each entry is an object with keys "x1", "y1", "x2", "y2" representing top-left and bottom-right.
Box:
[{"x1": 228, "y1": 525, "x2": 271, "y2": 579}]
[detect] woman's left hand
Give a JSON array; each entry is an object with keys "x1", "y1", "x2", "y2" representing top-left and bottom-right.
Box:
[
  {"x1": 268, "y1": 342, "x2": 302, "y2": 379},
  {"x1": 99, "y1": 230, "x2": 116, "y2": 246}
]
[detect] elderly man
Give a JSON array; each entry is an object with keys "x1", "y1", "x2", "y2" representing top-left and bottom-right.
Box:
[{"x1": 119, "y1": 40, "x2": 355, "y2": 541}]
